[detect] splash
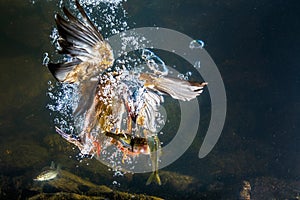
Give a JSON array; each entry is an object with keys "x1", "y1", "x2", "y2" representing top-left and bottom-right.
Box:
[{"x1": 43, "y1": 0, "x2": 205, "y2": 179}]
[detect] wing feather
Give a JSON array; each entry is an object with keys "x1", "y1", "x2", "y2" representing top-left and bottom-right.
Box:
[
  {"x1": 48, "y1": 0, "x2": 114, "y2": 83},
  {"x1": 140, "y1": 73, "x2": 207, "y2": 101}
]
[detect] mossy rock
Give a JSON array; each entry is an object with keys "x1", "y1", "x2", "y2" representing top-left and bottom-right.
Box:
[
  {"x1": 30, "y1": 169, "x2": 163, "y2": 200},
  {"x1": 29, "y1": 192, "x2": 163, "y2": 200},
  {"x1": 28, "y1": 192, "x2": 106, "y2": 200}
]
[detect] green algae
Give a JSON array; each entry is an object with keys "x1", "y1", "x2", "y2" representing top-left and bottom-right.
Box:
[{"x1": 30, "y1": 169, "x2": 163, "y2": 200}]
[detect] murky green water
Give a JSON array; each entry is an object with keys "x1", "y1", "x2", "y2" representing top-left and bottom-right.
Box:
[{"x1": 0, "y1": 0, "x2": 299, "y2": 199}]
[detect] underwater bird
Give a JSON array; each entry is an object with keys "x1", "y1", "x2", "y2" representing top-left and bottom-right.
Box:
[
  {"x1": 34, "y1": 161, "x2": 60, "y2": 181},
  {"x1": 47, "y1": 0, "x2": 207, "y2": 185}
]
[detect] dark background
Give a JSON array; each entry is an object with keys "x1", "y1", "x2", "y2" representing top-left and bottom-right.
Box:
[{"x1": 0, "y1": 0, "x2": 299, "y2": 199}]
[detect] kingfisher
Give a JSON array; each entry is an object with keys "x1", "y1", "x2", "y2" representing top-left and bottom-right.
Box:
[{"x1": 47, "y1": 0, "x2": 207, "y2": 185}]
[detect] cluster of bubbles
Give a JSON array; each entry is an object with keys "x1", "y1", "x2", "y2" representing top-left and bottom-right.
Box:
[
  {"x1": 47, "y1": 81, "x2": 79, "y2": 134},
  {"x1": 80, "y1": 0, "x2": 125, "y2": 6},
  {"x1": 177, "y1": 71, "x2": 192, "y2": 81},
  {"x1": 119, "y1": 33, "x2": 148, "y2": 55},
  {"x1": 46, "y1": 0, "x2": 129, "y2": 130},
  {"x1": 42, "y1": 0, "x2": 204, "y2": 177},
  {"x1": 49, "y1": 28, "x2": 60, "y2": 51},
  {"x1": 30, "y1": 0, "x2": 125, "y2": 8},
  {"x1": 79, "y1": 0, "x2": 129, "y2": 38}
]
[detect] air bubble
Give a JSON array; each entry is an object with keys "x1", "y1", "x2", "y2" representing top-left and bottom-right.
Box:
[
  {"x1": 113, "y1": 171, "x2": 124, "y2": 177},
  {"x1": 45, "y1": 0, "x2": 172, "y2": 173},
  {"x1": 177, "y1": 74, "x2": 185, "y2": 80},
  {"x1": 42, "y1": 52, "x2": 50, "y2": 66},
  {"x1": 186, "y1": 71, "x2": 192, "y2": 76},
  {"x1": 194, "y1": 60, "x2": 201, "y2": 69},
  {"x1": 189, "y1": 40, "x2": 205, "y2": 49},
  {"x1": 141, "y1": 49, "x2": 168, "y2": 76},
  {"x1": 177, "y1": 72, "x2": 191, "y2": 80}
]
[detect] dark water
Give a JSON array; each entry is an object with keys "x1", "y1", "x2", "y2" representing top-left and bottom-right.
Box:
[{"x1": 0, "y1": 0, "x2": 299, "y2": 199}]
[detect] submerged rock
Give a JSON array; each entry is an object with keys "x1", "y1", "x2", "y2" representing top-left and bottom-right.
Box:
[
  {"x1": 250, "y1": 176, "x2": 300, "y2": 199},
  {"x1": 30, "y1": 169, "x2": 163, "y2": 200},
  {"x1": 29, "y1": 192, "x2": 163, "y2": 200},
  {"x1": 239, "y1": 180, "x2": 251, "y2": 200}
]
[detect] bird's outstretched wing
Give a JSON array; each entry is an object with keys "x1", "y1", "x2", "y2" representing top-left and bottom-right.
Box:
[
  {"x1": 140, "y1": 73, "x2": 207, "y2": 101},
  {"x1": 48, "y1": 0, "x2": 114, "y2": 83}
]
